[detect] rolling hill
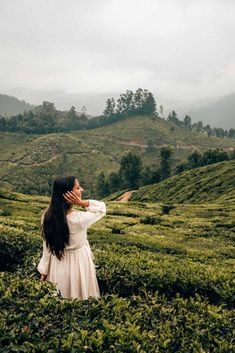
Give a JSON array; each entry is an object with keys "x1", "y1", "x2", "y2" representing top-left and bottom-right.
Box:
[
  {"x1": 0, "y1": 93, "x2": 35, "y2": 117},
  {"x1": 0, "y1": 115, "x2": 235, "y2": 196},
  {"x1": 130, "y1": 160, "x2": 235, "y2": 204}
]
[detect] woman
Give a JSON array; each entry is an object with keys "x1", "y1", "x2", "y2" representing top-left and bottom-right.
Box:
[{"x1": 37, "y1": 176, "x2": 106, "y2": 300}]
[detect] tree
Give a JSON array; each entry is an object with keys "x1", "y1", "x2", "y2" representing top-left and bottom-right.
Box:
[
  {"x1": 108, "y1": 171, "x2": 121, "y2": 192},
  {"x1": 38, "y1": 101, "x2": 57, "y2": 133},
  {"x1": 140, "y1": 163, "x2": 160, "y2": 186},
  {"x1": 183, "y1": 115, "x2": 191, "y2": 129},
  {"x1": 228, "y1": 128, "x2": 235, "y2": 139},
  {"x1": 159, "y1": 105, "x2": 164, "y2": 119},
  {"x1": 0, "y1": 116, "x2": 6, "y2": 130},
  {"x1": 187, "y1": 149, "x2": 202, "y2": 169},
  {"x1": 195, "y1": 121, "x2": 203, "y2": 133},
  {"x1": 95, "y1": 172, "x2": 110, "y2": 198},
  {"x1": 41, "y1": 113, "x2": 57, "y2": 133},
  {"x1": 213, "y1": 127, "x2": 225, "y2": 138},
  {"x1": 176, "y1": 162, "x2": 188, "y2": 174},
  {"x1": 202, "y1": 148, "x2": 228, "y2": 165},
  {"x1": 119, "y1": 151, "x2": 143, "y2": 188},
  {"x1": 66, "y1": 106, "x2": 80, "y2": 130},
  {"x1": 103, "y1": 98, "x2": 116, "y2": 118},
  {"x1": 125, "y1": 90, "x2": 135, "y2": 115},
  {"x1": 159, "y1": 146, "x2": 173, "y2": 180},
  {"x1": 205, "y1": 124, "x2": 212, "y2": 137},
  {"x1": 80, "y1": 106, "x2": 88, "y2": 129},
  {"x1": 40, "y1": 101, "x2": 56, "y2": 115},
  {"x1": 167, "y1": 111, "x2": 180, "y2": 126},
  {"x1": 142, "y1": 91, "x2": 156, "y2": 115},
  {"x1": 116, "y1": 90, "x2": 136, "y2": 117},
  {"x1": 134, "y1": 88, "x2": 144, "y2": 113}
]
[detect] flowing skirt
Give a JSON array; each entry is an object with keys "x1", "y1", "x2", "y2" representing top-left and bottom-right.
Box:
[{"x1": 46, "y1": 243, "x2": 100, "y2": 300}]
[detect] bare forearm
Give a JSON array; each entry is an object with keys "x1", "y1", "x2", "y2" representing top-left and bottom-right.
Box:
[{"x1": 78, "y1": 200, "x2": 90, "y2": 208}]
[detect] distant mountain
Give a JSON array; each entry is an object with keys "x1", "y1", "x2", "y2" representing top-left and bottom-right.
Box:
[
  {"x1": 130, "y1": 160, "x2": 235, "y2": 204},
  {"x1": 2, "y1": 89, "x2": 115, "y2": 116},
  {"x1": 0, "y1": 94, "x2": 35, "y2": 117},
  {"x1": 185, "y1": 93, "x2": 235, "y2": 129}
]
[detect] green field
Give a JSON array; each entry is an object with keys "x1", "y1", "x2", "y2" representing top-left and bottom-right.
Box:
[
  {"x1": 0, "y1": 185, "x2": 234, "y2": 352},
  {"x1": 130, "y1": 160, "x2": 235, "y2": 204},
  {"x1": 1, "y1": 115, "x2": 235, "y2": 196}
]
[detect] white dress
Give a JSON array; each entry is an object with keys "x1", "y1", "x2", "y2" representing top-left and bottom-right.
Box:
[{"x1": 37, "y1": 199, "x2": 106, "y2": 300}]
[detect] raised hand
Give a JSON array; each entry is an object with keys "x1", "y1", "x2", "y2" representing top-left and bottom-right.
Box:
[{"x1": 63, "y1": 191, "x2": 82, "y2": 205}]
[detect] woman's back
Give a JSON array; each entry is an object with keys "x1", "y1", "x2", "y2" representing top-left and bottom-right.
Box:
[
  {"x1": 65, "y1": 211, "x2": 87, "y2": 250},
  {"x1": 65, "y1": 199, "x2": 106, "y2": 250}
]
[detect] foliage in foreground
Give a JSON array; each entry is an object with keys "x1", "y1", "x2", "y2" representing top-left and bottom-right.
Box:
[{"x1": 0, "y1": 189, "x2": 234, "y2": 352}]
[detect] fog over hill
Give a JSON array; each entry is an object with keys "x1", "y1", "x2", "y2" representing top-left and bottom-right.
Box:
[
  {"x1": 1, "y1": 89, "x2": 234, "y2": 129},
  {"x1": 184, "y1": 93, "x2": 235, "y2": 129},
  {"x1": 0, "y1": 93, "x2": 35, "y2": 117}
]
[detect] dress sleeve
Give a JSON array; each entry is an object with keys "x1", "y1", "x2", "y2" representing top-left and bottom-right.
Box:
[
  {"x1": 37, "y1": 210, "x2": 52, "y2": 275},
  {"x1": 79, "y1": 199, "x2": 106, "y2": 229},
  {"x1": 37, "y1": 239, "x2": 52, "y2": 275}
]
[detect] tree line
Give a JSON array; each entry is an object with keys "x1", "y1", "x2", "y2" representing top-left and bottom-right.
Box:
[
  {"x1": 0, "y1": 89, "x2": 156, "y2": 134},
  {"x1": 164, "y1": 109, "x2": 235, "y2": 139},
  {"x1": 0, "y1": 102, "x2": 88, "y2": 134},
  {"x1": 95, "y1": 147, "x2": 235, "y2": 198},
  {"x1": 176, "y1": 147, "x2": 233, "y2": 173},
  {"x1": 0, "y1": 90, "x2": 234, "y2": 140},
  {"x1": 80, "y1": 88, "x2": 157, "y2": 129}
]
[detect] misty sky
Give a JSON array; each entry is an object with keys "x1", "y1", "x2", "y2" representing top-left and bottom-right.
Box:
[{"x1": 0, "y1": 0, "x2": 235, "y2": 107}]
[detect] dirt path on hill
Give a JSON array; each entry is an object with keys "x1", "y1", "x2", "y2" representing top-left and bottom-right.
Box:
[
  {"x1": 116, "y1": 190, "x2": 138, "y2": 201},
  {"x1": 118, "y1": 140, "x2": 235, "y2": 151}
]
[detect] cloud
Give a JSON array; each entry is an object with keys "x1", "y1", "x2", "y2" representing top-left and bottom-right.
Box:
[{"x1": 0, "y1": 0, "x2": 234, "y2": 102}]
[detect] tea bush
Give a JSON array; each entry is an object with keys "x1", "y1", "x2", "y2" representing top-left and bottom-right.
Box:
[
  {"x1": 0, "y1": 223, "x2": 41, "y2": 271},
  {"x1": 0, "y1": 190, "x2": 234, "y2": 351},
  {"x1": 0, "y1": 272, "x2": 234, "y2": 353}
]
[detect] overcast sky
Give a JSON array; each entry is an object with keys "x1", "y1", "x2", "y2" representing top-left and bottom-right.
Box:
[{"x1": 0, "y1": 0, "x2": 234, "y2": 108}]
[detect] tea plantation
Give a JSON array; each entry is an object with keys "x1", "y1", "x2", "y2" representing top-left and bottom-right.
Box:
[
  {"x1": 130, "y1": 160, "x2": 235, "y2": 204},
  {"x1": 0, "y1": 188, "x2": 234, "y2": 352}
]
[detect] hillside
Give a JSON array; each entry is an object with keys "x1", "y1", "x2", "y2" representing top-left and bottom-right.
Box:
[
  {"x1": 0, "y1": 115, "x2": 235, "y2": 196},
  {"x1": 130, "y1": 160, "x2": 235, "y2": 204},
  {"x1": 188, "y1": 93, "x2": 235, "y2": 129},
  {"x1": 0, "y1": 93, "x2": 35, "y2": 117}
]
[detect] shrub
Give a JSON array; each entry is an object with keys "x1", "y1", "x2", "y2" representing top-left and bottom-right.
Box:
[
  {"x1": 161, "y1": 205, "x2": 175, "y2": 215},
  {"x1": 140, "y1": 216, "x2": 161, "y2": 225}
]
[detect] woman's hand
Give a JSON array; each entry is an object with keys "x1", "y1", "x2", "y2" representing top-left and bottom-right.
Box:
[
  {"x1": 40, "y1": 274, "x2": 47, "y2": 281},
  {"x1": 63, "y1": 191, "x2": 90, "y2": 207},
  {"x1": 63, "y1": 191, "x2": 83, "y2": 206}
]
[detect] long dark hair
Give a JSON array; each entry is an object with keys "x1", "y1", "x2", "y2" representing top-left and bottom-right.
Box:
[{"x1": 41, "y1": 176, "x2": 76, "y2": 260}]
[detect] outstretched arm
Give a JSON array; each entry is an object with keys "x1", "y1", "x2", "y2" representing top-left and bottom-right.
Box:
[{"x1": 79, "y1": 199, "x2": 106, "y2": 229}]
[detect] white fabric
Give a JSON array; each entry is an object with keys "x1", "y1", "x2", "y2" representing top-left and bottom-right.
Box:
[{"x1": 37, "y1": 199, "x2": 106, "y2": 300}]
